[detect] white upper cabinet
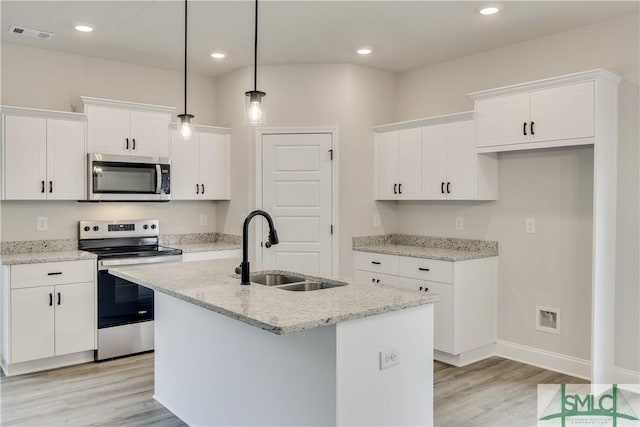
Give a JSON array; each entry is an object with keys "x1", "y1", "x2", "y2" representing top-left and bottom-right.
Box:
[
  {"x1": 3, "y1": 109, "x2": 85, "y2": 200},
  {"x1": 469, "y1": 70, "x2": 618, "y2": 153},
  {"x1": 375, "y1": 127, "x2": 421, "y2": 200},
  {"x1": 422, "y1": 120, "x2": 477, "y2": 200},
  {"x1": 82, "y1": 97, "x2": 173, "y2": 158},
  {"x1": 374, "y1": 113, "x2": 497, "y2": 201},
  {"x1": 170, "y1": 125, "x2": 231, "y2": 200}
]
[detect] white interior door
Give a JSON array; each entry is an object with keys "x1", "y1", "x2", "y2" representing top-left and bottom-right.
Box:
[{"x1": 261, "y1": 133, "x2": 333, "y2": 275}]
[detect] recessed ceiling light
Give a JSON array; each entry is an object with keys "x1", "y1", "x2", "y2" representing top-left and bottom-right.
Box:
[
  {"x1": 75, "y1": 25, "x2": 94, "y2": 32},
  {"x1": 210, "y1": 52, "x2": 227, "y2": 59},
  {"x1": 479, "y1": 4, "x2": 502, "y2": 15},
  {"x1": 357, "y1": 48, "x2": 373, "y2": 55}
]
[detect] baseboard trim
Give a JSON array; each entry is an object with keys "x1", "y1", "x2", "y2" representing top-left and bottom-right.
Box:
[
  {"x1": 496, "y1": 340, "x2": 591, "y2": 380},
  {"x1": 1, "y1": 350, "x2": 94, "y2": 377},
  {"x1": 614, "y1": 366, "x2": 640, "y2": 384},
  {"x1": 435, "y1": 344, "x2": 496, "y2": 367}
]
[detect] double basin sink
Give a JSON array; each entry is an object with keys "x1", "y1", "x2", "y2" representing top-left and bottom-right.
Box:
[{"x1": 250, "y1": 273, "x2": 347, "y2": 291}]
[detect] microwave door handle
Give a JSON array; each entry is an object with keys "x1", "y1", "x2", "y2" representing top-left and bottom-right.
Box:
[{"x1": 156, "y1": 164, "x2": 162, "y2": 194}]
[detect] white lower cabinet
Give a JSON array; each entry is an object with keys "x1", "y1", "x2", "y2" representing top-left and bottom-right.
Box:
[
  {"x1": 354, "y1": 250, "x2": 497, "y2": 364},
  {"x1": 1, "y1": 260, "x2": 96, "y2": 375}
]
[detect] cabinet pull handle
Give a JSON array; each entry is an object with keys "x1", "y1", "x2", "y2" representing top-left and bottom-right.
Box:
[
  {"x1": 446, "y1": 182, "x2": 451, "y2": 194},
  {"x1": 49, "y1": 293, "x2": 53, "y2": 306},
  {"x1": 425, "y1": 288, "x2": 429, "y2": 292},
  {"x1": 371, "y1": 278, "x2": 375, "y2": 283},
  {"x1": 418, "y1": 267, "x2": 430, "y2": 272},
  {"x1": 371, "y1": 261, "x2": 381, "y2": 265},
  {"x1": 441, "y1": 182, "x2": 445, "y2": 194},
  {"x1": 376, "y1": 279, "x2": 380, "y2": 283},
  {"x1": 47, "y1": 272, "x2": 63, "y2": 276},
  {"x1": 57, "y1": 292, "x2": 61, "y2": 305},
  {"x1": 419, "y1": 286, "x2": 423, "y2": 291},
  {"x1": 132, "y1": 138, "x2": 136, "y2": 150},
  {"x1": 393, "y1": 184, "x2": 397, "y2": 194},
  {"x1": 126, "y1": 138, "x2": 129, "y2": 150},
  {"x1": 196, "y1": 184, "x2": 200, "y2": 194},
  {"x1": 41, "y1": 180, "x2": 45, "y2": 193},
  {"x1": 398, "y1": 183, "x2": 402, "y2": 194},
  {"x1": 531, "y1": 121, "x2": 535, "y2": 135},
  {"x1": 201, "y1": 184, "x2": 205, "y2": 194},
  {"x1": 523, "y1": 122, "x2": 528, "y2": 136},
  {"x1": 49, "y1": 181, "x2": 53, "y2": 193}
]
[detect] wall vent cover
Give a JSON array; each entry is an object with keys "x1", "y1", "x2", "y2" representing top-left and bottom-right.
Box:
[{"x1": 8, "y1": 25, "x2": 54, "y2": 40}]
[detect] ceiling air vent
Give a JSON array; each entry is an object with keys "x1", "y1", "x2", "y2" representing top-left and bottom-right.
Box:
[{"x1": 8, "y1": 25, "x2": 54, "y2": 40}]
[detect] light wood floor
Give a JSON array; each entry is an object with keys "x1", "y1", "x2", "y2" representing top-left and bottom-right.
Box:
[{"x1": 1, "y1": 353, "x2": 586, "y2": 426}]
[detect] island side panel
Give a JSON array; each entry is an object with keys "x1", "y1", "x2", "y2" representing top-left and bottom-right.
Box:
[
  {"x1": 336, "y1": 304, "x2": 434, "y2": 426},
  {"x1": 153, "y1": 293, "x2": 337, "y2": 426}
]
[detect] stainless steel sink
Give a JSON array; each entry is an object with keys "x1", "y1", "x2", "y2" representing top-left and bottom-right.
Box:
[
  {"x1": 250, "y1": 273, "x2": 306, "y2": 286},
  {"x1": 278, "y1": 281, "x2": 347, "y2": 291}
]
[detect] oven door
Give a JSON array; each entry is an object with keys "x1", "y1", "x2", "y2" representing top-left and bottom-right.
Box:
[
  {"x1": 97, "y1": 270, "x2": 154, "y2": 328},
  {"x1": 87, "y1": 153, "x2": 171, "y2": 201}
]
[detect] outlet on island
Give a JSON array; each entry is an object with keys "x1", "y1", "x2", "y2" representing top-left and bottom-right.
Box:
[{"x1": 379, "y1": 348, "x2": 400, "y2": 370}]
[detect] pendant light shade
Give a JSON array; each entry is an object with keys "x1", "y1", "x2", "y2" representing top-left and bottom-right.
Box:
[
  {"x1": 178, "y1": 0, "x2": 194, "y2": 140},
  {"x1": 245, "y1": 0, "x2": 266, "y2": 126}
]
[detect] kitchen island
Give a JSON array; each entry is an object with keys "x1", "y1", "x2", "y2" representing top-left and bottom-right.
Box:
[{"x1": 110, "y1": 258, "x2": 437, "y2": 426}]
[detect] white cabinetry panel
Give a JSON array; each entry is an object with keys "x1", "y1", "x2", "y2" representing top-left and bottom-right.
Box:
[
  {"x1": 11, "y1": 286, "x2": 55, "y2": 363},
  {"x1": 46, "y1": 119, "x2": 86, "y2": 200},
  {"x1": 129, "y1": 110, "x2": 170, "y2": 157},
  {"x1": 4, "y1": 115, "x2": 47, "y2": 200},
  {"x1": 475, "y1": 92, "x2": 530, "y2": 148},
  {"x1": 86, "y1": 105, "x2": 130, "y2": 155},
  {"x1": 54, "y1": 282, "x2": 95, "y2": 356}
]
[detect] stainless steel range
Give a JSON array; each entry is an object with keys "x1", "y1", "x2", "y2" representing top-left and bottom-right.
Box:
[{"x1": 78, "y1": 219, "x2": 182, "y2": 360}]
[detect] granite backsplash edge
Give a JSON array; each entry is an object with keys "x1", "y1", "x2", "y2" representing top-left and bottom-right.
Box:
[{"x1": 353, "y1": 234, "x2": 498, "y2": 253}]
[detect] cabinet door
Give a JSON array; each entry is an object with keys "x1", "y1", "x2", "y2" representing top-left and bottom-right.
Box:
[
  {"x1": 374, "y1": 131, "x2": 398, "y2": 200},
  {"x1": 54, "y1": 282, "x2": 95, "y2": 356},
  {"x1": 399, "y1": 277, "x2": 453, "y2": 353},
  {"x1": 475, "y1": 92, "x2": 530, "y2": 148},
  {"x1": 169, "y1": 128, "x2": 200, "y2": 200},
  {"x1": 199, "y1": 132, "x2": 230, "y2": 200},
  {"x1": 46, "y1": 119, "x2": 86, "y2": 200},
  {"x1": 396, "y1": 127, "x2": 422, "y2": 199},
  {"x1": 421, "y1": 124, "x2": 447, "y2": 200},
  {"x1": 129, "y1": 110, "x2": 170, "y2": 158},
  {"x1": 11, "y1": 286, "x2": 55, "y2": 363},
  {"x1": 445, "y1": 120, "x2": 476, "y2": 200},
  {"x1": 4, "y1": 115, "x2": 47, "y2": 200},
  {"x1": 86, "y1": 106, "x2": 130, "y2": 155},
  {"x1": 529, "y1": 81, "x2": 594, "y2": 143}
]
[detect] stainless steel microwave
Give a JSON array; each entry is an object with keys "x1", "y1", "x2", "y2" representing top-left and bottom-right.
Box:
[{"x1": 87, "y1": 153, "x2": 171, "y2": 201}]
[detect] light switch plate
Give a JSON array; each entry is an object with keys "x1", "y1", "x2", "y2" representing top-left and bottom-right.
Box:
[
  {"x1": 455, "y1": 216, "x2": 464, "y2": 230},
  {"x1": 37, "y1": 216, "x2": 48, "y2": 231},
  {"x1": 379, "y1": 348, "x2": 400, "y2": 370},
  {"x1": 525, "y1": 217, "x2": 536, "y2": 234},
  {"x1": 373, "y1": 214, "x2": 381, "y2": 228}
]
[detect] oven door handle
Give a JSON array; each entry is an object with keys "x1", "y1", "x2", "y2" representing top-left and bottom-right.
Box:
[
  {"x1": 98, "y1": 254, "x2": 183, "y2": 270},
  {"x1": 155, "y1": 164, "x2": 162, "y2": 194}
]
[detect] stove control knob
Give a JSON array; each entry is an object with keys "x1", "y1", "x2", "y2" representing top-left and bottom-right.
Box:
[
  {"x1": 93, "y1": 226, "x2": 99, "y2": 231},
  {"x1": 83, "y1": 226, "x2": 90, "y2": 232},
  {"x1": 143, "y1": 224, "x2": 149, "y2": 230},
  {"x1": 150, "y1": 224, "x2": 157, "y2": 230}
]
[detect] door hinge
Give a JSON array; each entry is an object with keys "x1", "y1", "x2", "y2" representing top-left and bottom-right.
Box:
[
  {"x1": 330, "y1": 225, "x2": 334, "y2": 235},
  {"x1": 329, "y1": 149, "x2": 333, "y2": 160}
]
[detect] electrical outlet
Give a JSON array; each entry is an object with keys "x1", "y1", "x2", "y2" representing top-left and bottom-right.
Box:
[
  {"x1": 525, "y1": 217, "x2": 536, "y2": 234},
  {"x1": 373, "y1": 214, "x2": 381, "y2": 228},
  {"x1": 379, "y1": 348, "x2": 400, "y2": 370},
  {"x1": 455, "y1": 216, "x2": 464, "y2": 230},
  {"x1": 37, "y1": 216, "x2": 48, "y2": 231},
  {"x1": 199, "y1": 214, "x2": 208, "y2": 226}
]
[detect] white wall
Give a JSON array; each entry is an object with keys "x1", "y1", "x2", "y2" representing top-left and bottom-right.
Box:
[
  {"x1": 0, "y1": 43, "x2": 220, "y2": 240},
  {"x1": 394, "y1": 13, "x2": 639, "y2": 372},
  {"x1": 215, "y1": 63, "x2": 397, "y2": 274}
]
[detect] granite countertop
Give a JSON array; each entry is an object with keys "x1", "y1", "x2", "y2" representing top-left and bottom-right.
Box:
[
  {"x1": 353, "y1": 234, "x2": 498, "y2": 262},
  {"x1": 170, "y1": 242, "x2": 241, "y2": 253},
  {"x1": 1, "y1": 250, "x2": 97, "y2": 265},
  {"x1": 109, "y1": 258, "x2": 438, "y2": 335}
]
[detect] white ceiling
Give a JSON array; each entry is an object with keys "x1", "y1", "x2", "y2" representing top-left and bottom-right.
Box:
[{"x1": 2, "y1": 1, "x2": 638, "y2": 77}]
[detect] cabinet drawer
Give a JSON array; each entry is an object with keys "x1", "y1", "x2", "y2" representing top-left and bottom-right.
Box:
[
  {"x1": 354, "y1": 270, "x2": 400, "y2": 287},
  {"x1": 11, "y1": 260, "x2": 95, "y2": 289},
  {"x1": 399, "y1": 256, "x2": 453, "y2": 284},
  {"x1": 353, "y1": 251, "x2": 399, "y2": 276}
]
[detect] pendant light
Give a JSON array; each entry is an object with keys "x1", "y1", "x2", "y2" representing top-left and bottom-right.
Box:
[
  {"x1": 177, "y1": 0, "x2": 194, "y2": 140},
  {"x1": 245, "y1": 0, "x2": 266, "y2": 125}
]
